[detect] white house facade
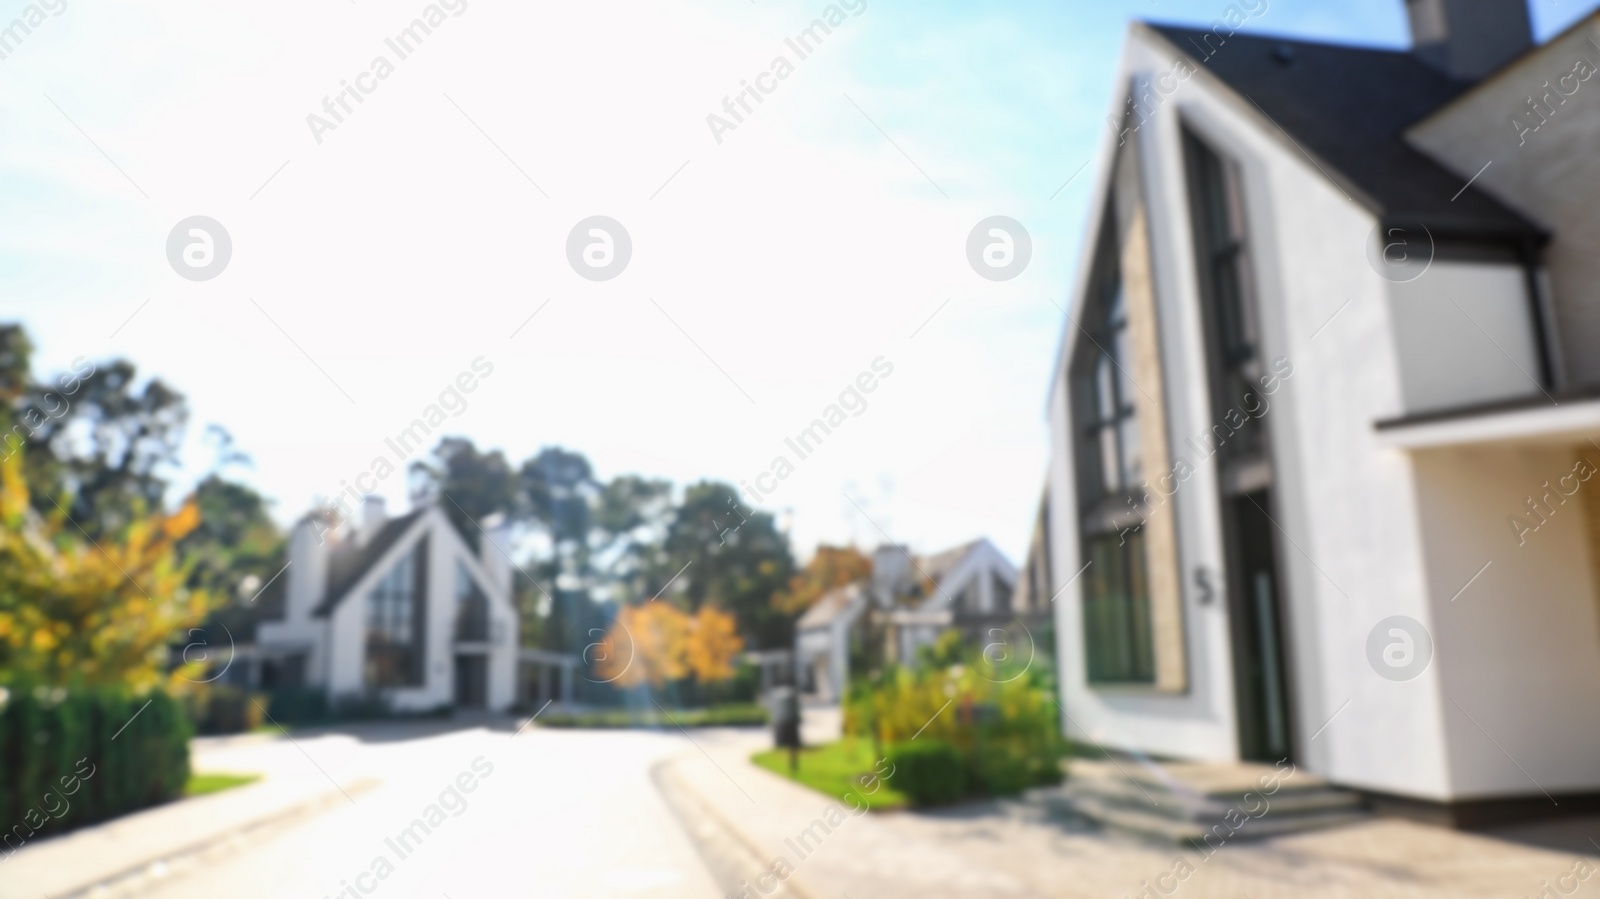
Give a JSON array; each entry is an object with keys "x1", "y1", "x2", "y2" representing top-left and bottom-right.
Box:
[
  {"x1": 1046, "y1": 0, "x2": 1600, "y2": 822},
  {"x1": 887, "y1": 539, "x2": 1022, "y2": 663},
  {"x1": 256, "y1": 498, "x2": 520, "y2": 713},
  {"x1": 795, "y1": 582, "x2": 867, "y2": 703},
  {"x1": 794, "y1": 540, "x2": 1021, "y2": 703}
]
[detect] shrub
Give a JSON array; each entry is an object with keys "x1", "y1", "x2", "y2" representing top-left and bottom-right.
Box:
[
  {"x1": 886, "y1": 740, "x2": 967, "y2": 806},
  {"x1": 265, "y1": 687, "x2": 328, "y2": 724},
  {"x1": 184, "y1": 685, "x2": 266, "y2": 735},
  {"x1": 844, "y1": 660, "x2": 1067, "y2": 799},
  {"x1": 0, "y1": 685, "x2": 190, "y2": 845}
]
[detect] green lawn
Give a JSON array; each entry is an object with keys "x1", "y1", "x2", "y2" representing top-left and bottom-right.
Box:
[
  {"x1": 184, "y1": 772, "x2": 261, "y2": 798},
  {"x1": 751, "y1": 738, "x2": 908, "y2": 810}
]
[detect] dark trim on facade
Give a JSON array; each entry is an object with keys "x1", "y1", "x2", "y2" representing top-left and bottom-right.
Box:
[
  {"x1": 1518, "y1": 237, "x2": 1558, "y2": 392},
  {"x1": 1359, "y1": 786, "x2": 1600, "y2": 830},
  {"x1": 1374, "y1": 388, "x2": 1600, "y2": 432}
]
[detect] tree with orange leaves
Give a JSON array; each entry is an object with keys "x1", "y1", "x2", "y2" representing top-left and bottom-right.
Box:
[
  {"x1": 594, "y1": 602, "x2": 689, "y2": 688},
  {"x1": 0, "y1": 452, "x2": 213, "y2": 689},
  {"x1": 685, "y1": 605, "x2": 743, "y2": 682},
  {"x1": 593, "y1": 602, "x2": 745, "y2": 688},
  {"x1": 771, "y1": 545, "x2": 873, "y2": 616}
]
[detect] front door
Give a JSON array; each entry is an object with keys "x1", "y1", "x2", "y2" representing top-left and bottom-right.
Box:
[
  {"x1": 1226, "y1": 490, "x2": 1293, "y2": 763},
  {"x1": 454, "y1": 654, "x2": 488, "y2": 709}
]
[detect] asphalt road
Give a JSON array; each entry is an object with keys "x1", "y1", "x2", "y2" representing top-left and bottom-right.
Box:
[{"x1": 141, "y1": 719, "x2": 727, "y2": 899}]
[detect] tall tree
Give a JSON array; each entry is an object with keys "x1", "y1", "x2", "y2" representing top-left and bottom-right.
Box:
[
  {"x1": 0, "y1": 324, "x2": 31, "y2": 409},
  {"x1": 410, "y1": 436, "x2": 523, "y2": 546},
  {"x1": 21, "y1": 358, "x2": 188, "y2": 538},
  {"x1": 520, "y1": 447, "x2": 600, "y2": 652},
  {"x1": 518, "y1": 447, "x2": 674, "y2": 652},
  {"x1": 656, "y1": 481, "x2": 795, "y2": 649}
]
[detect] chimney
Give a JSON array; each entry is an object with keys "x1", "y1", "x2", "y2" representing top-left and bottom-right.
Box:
[
  {"x1": 479, "y1": 512, "x2": 514, "y2": 599},
  {"x1": 360, "y1": 495, "x2": 387, "y2": 544},
  {"x1": 1406, "y1": 0, "x2": 1533, "y2": 81},
  {"x1": 870, "y1": 544, "x2": 912, "y2": 607},
  {"x1": 286, "y1": 513, "x2": 330, "y2": 623}
]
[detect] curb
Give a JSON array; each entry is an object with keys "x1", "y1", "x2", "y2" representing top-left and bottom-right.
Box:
[
  {"x1": 47, "y1": 777, "x2": 379, "y2": 899},
  {"x1": 652, "y1": 755, "x2": 820, "y2": 899}
]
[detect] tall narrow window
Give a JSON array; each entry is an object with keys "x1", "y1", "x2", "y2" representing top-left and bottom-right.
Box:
[
  {"x1": 1070, "y1": 208, "x2": 1156, "y2": 685},
  {"x1": 1080, "y1": 286, "x2": 1143, "y2": 499},
  {"x1": 1183, "y1": 128, "x2": 1265, "y2": 459},
  {"x1": 1082, "y1": 531, "x2": 1154, "y2": 683},
  {"x1": 366, "y1": 539, "x2": 427, "y2": 688},
  {"x1": 455, "y1": 563, "x2": 490, "y2": 642}
]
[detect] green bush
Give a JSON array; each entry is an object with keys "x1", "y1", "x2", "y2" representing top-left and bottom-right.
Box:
[
  {"x1": 886, "y1": 740, "x2": 967, "y2": 806},
  {"x1": 844, "y1": 658, "x2": 1067, "y2": 800},
  {"x1": 0, "y1": 686, "x2": 190, "y2": 845},
  {"x1": 184, "y1": 686, "x2": 266, "y2": 735},
  {"x1": 264, "y1": 687, "x2": 328, "y2": 724}
]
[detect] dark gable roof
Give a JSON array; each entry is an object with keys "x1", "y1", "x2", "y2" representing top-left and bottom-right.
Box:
[
  {"x1": 917, "y1": 539, "x2": 981, "y2": 585},
  {"x1": 315, "y1": 508, "x2": 429, "y2": 617},
  {"x1": 1145, "y1": 24, "x2": 1544, "y2": 242}
]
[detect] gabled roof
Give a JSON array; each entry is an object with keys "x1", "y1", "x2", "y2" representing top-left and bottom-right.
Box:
[
  {"x1": 1144, "y1": 23, "x2": 1545, "y2": 242},
  {"x1": 797, "y1": 583, "x2": 864, "y2": 630},
  {"x1": 315, "y1": 508, "x2": 429, "y2": 617},
  {"x1": 917, "y1": 539, "x2": 981, "y2": 586}
]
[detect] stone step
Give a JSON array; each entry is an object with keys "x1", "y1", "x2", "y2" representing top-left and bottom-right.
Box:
[
  {"x1": 1057, "y1": 770, "x2": 1363, "y2": 822},
  {"x1": 1024, "y1": 758, "x2": 1368, "y2": 844},
  {"x1": 1063, "y1": 792, "x2": 1369, "y2": 844}
]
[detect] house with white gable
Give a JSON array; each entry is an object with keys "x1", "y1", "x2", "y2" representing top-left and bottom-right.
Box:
[
  {"x1": 794, "y1": 539, "x2": 1023, "y2": 702},
  {"x1": 1043, "y1": 0, "x2": 1600, "y2": 823},
  {"x1": 254, "y1": 497, "x2": 520, "y2": 713}
]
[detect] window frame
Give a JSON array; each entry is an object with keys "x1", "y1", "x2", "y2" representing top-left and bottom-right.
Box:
[
  {"x1": 1181, "y1": 127, "x2": 1267, "y2": 461},
  {"x1": 364, "y1": 538, "x2": 428, "y2": 689},
  {"x1": 454, "y1": 562, "x2": 491, "y2": 643},
  {"x1": 1068, "y1": 205, "x2": 1158, "y2": 686}
]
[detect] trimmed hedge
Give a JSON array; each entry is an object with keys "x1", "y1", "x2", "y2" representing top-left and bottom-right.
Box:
[
  {"x1": 0, "y1": 686, "x2": 190, "y2": 848},
  {"x1": 538, "y1": 703, "x2": 769, "y2": 729},
  {"x1": 885, "y1": 740, "x2": 967, "y2": 806}
]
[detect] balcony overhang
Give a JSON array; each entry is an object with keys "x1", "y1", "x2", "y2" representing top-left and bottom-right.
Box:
[{"x1": 1375, "y1": 390, "x2": 1600, "y2": 450}]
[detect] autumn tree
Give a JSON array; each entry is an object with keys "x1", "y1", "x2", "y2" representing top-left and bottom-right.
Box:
[
  {"x1": 772, "y1": 544, "x2": 873, "y2": 616},
  {"x1": 0, "y1": 453, "x2": 213, "y2": 690},
  {"x1": 685, "y1": 605, "x2": 743, "y2": 682},
  {"x1": 593, "y1": 602, "x2": 743, "y2": 689},
  {"x1": 653, "y1": 481, "x2": 794, "y2": 649},
  {"x1": 594, "y1": 602, "x2": 688, "y2": 688}
]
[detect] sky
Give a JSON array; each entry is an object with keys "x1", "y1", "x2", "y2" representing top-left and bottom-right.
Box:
[{"x1": 1, "y1": 0, "x2": 1594, "y2": 565}]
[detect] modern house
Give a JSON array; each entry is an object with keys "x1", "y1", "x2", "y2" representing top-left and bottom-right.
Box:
[
  {"x1": 795, "y1": 539, "x2": 1023, "y2": 702},
  {"x1": 795, "y1": 582, "x2": 867, "y2": 703},
  {"x1": 253, "y1": 497, "x2": 520, "y2": 713},
  {"x1": 1045, "y1": 0, "x2": 1600, "y2": 822}
]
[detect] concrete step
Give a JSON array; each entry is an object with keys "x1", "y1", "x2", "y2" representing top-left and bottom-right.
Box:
[
  {"x1": 1057, "y1": 770, "x2": 1364, "y2": 821},
  {"x1": 1065, "y1": 792, "x2": 1369, "y2": 844},
  {"x1": 1024, "y1": 758, "x2": 1368, "y2": 844}
]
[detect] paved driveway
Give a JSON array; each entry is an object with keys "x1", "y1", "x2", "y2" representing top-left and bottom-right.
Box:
[{"x1": 142, "y1": 720, "x2": 724, "y2": 898}]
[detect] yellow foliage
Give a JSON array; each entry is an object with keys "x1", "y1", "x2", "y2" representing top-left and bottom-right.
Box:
[
  {"x1": 0, "y1": 453, "x2": 214, "y2": 689},
  {"x1": 593, "y1": 601, "x2": 744, "y2": 688},
  {"x1": 685, "y1": 605, "x2": 743, "y2": 682},
  {"x1": 771, "y1": 545, "x2": 873, "y2": 616}
]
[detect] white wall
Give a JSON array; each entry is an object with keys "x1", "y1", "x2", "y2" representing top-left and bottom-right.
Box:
[
  {"x1": 1407, "y1": 17, "x2": 1600, "y2": 389},
  {"x1": 1388, "y1": 261, "x2": 1542, "y2": 414},
  {"x1": 1049, "y1": 24, "x2": 1463, "y2": 796},
  {"x1": 1412, "y1": 444, "x2": 1600, "y2": 798},
  {"x1": 324, "y1": 510, "x2": 519, "y2": 712},
  {"x1": 257, "y1": 516, "x2": 330, "y2": 686}
]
